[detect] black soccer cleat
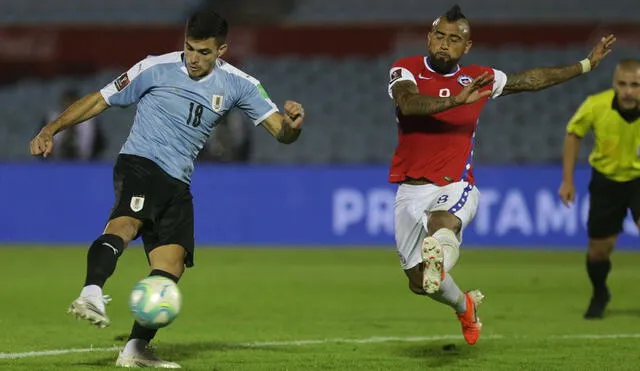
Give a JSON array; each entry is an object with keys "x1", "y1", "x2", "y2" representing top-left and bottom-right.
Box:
[{"x1": 583, "y1": 289, "x2": 611, "y2": 319}]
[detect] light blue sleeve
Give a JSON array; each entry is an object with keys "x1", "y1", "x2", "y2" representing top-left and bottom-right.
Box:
[
  {"x1": 235, "y1": 78, "x2": 279, "y2": 125},
  {"x1": 100, "y1": 61, "x2": 155, "y2": 107}
]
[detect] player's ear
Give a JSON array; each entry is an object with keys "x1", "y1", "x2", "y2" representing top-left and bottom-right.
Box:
[
  {"x1": 464, "y1": 40, "x2": 472, "y2": 55},
  {"x1": 217, "y1": 43, "x2": 228, "y2": 58}
]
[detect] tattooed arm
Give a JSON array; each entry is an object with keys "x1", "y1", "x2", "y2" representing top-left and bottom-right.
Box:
[
  {"x1": 500, "y1": 34, "x2": 616, "y2": 97},
  {"x1": 391, "y1": 81, "x2": 458, "y2": 116},
  {"x1": 391, "y1": 73, "x2": 494, "y2": 116},
  {"x1": 501, "y1": 63, "x2": 583, "y2": 96}
]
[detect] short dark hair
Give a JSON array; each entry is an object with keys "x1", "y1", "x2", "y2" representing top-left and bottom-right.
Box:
[
  {"x1": 444, "y1": 4, "x2": 466, "y2": 22},
  {"x1": 186, "y1": 9, "x2": 229, "y2": 44},
  {"x1": 618, "y1": 59, "x2": 640, "y2": 69}
]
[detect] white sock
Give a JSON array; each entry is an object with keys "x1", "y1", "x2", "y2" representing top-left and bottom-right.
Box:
[
  {"x1": 427, "y1": 274, "x2": 467, "y2": 313},
  {"x1": 80, "y1": 284, "x2": 102, "y2": 298},
  {"x1": 123, "y1": 339, "x2": 148, "y2": 355},
  {"x1": 432, "y1": 228, "x2": 460, "y2": 272}
]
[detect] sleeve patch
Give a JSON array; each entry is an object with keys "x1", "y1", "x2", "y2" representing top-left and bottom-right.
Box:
[
  {"x1": 257, "y1": 84, "x2": 270, "y2": 99},
  {"x1": 115, "y1": 73, "x2": 130, "y2": 91},
  {"x1": 390, "y1": 69, "x2": 402, "y2": 84}
]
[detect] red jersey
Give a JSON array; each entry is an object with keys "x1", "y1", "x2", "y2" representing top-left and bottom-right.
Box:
[{"x1": 387, "y1": 56, "x2": 507, "y2": 186}]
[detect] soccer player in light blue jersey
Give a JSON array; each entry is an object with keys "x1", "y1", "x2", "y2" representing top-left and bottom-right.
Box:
[{"x1": 30, "y1": 9, "x2": 305, "y2": 368}]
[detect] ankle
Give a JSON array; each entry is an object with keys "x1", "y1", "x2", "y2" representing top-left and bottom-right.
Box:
[
  {"x1": 123, "y1": 339, "x2": 149, "y2": 354},
  {"x1": 80, "y1": 285, "x2": 103, "y2": 298}
]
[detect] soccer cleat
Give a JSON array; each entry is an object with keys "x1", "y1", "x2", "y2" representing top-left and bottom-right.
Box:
[
  {"x1": 116, "y1": 343, "x2": 181, "y2": 369},
  {"x1": 456, "y1": 290, "x2": 484, "y2": 345},
  {"x1": 421, "y1": 236, "x2": 445, "y2": 294},
  {"x1": 584, "y1": 289, "x2": 611, "y2": 319},
  {"x1": 67, "y1": 294, "x2": 112, "y2": 328}
]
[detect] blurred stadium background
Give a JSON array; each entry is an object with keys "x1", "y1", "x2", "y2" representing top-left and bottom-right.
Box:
[
  {"x1": 1, "y1": 2, "x2": 640, "y2": 370},
  {"x1": 0, "y1": 0, "x2": 638, "y2": 247}
]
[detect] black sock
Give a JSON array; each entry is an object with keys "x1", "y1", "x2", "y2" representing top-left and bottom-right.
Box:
[
  {"x1": 83, "y1": 234, "x2": 125, "y2": 288},
  {"x1": 128, "y1": 269, "x2": 180, "y2": 342},
  {"x1": 586, "y1": 256, "x2": 611, "y2": 297}
]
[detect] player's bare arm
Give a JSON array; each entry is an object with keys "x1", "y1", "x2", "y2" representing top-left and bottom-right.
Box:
[
  {"x1": 392, "y1": 73, "x2": 494, "y2": 116},
  {"x1": 30, "y1": 92, "x2": 110, "y2": 157},
  {"x1": 558, "y1": 132, "x2": 583, "y2": 207},
  {"x1": 260, "y1": 100, "x2": 304, "y2": 144},
  {"x1": 502, "y1": 35, "x2": 616, "y2": 96}
]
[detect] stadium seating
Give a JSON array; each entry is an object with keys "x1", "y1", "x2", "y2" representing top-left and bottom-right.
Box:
[
  {"x1": 286, "y1": 0, "x2": 638, "y2": 23},
  {"x1": 0, "y1": 0, "x2": 634, "y2": 24},
  {"x1": 0, "y1": 0, "x2": 200, "y2": 24}
]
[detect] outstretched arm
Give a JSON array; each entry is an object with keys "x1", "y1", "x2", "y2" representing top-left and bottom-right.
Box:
[
  {"x1": 500, "y1": 35, "x2": 616, "y2": 96},
  {"x1": 30, "y1": 92, "x2": 110, "y2": 157}
]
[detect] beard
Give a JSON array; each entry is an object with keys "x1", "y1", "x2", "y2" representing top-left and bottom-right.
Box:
[
  {"x1": 614, "y1": 94, "x2": 640, "y2": 122},
  {"x1": 619, "y1": 99, "x2": 639, "y2": 111},
  {"x1": 428, "y1": 53, "x2": 459, "y2": 74}
]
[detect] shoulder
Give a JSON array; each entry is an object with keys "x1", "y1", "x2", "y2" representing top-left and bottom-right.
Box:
[
  {"x1": 461, "y1": 64, "x2": 501, "y2": 76},
  {"x1": 134, "y1": 51, "x2": 183, "y2": 74},
  {"x1": 216, "y1": 59, "x2": 261, "y2": 87},
  {"x1": 390, "y1": 56, "x2": 425, "y2": 72},
  {"x1": 585, "y1": 89, "x2": 615, "y2": 107}
]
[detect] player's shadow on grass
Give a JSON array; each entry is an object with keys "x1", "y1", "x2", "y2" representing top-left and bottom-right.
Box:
[
  {"x1": 74, "y1": 340, "x2": 294, "y2": 367},
  {"x1": 395, "y1": 342, "x2": 478, "y2": 368},
  {"x1": 606, "y1": 308, "x2": 640, "y2": 318}
]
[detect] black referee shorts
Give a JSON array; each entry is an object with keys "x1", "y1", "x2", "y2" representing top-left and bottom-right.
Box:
[
  {"x1": 109, "y1": 154, "x2": 195, "y2": 267},
  {"x1": 587, "y1": 168, "x2": 640, "y2": 239}
]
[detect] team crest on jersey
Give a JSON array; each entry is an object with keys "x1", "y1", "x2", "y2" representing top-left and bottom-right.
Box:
[
  {"x1": 457, "y1": 75, "x2": 473, "y2": 87},
  {"x1": 115, "y1": 73, "x2": 130, "y2": 91},
  {"x1": 390, "y1": 69, "x2": 402, "y2": 83},
  {"x1": 130, "y1": 196, "x2": 145, "y2": 212},
  {"x1": 212, "y1": 95, "x2": 224, "y2": 112}
]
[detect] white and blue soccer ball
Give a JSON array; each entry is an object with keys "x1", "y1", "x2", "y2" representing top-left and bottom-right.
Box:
[{"x1": 128, "y1": 276, "x2": 182, "y2": 329}]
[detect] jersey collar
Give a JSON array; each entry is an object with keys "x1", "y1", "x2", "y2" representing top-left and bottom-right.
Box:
[{"x1": 612, "y1": 94, "x2": 640, "y2": 123}]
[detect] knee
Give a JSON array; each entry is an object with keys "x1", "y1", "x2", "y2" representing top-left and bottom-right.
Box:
[
  {"x1": 426, "y1": 211, "x2": 461, "y2": 235},
  {"x1": 588, "y1": 237, "x2": 616, "y2": 261},
  {"x1": 104, "y1": 216, "x2": 142, "y2": 244},
  {"x1": 149, "y1": 245, "x2": 186, "y2": 278}
]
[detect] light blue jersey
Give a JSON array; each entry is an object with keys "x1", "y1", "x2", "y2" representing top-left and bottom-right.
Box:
[{"x1": 100, "y1": 52, "x2": 278, "y2": 183}]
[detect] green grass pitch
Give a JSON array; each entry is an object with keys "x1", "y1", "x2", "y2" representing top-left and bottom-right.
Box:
[{"x1": 1, "y1": 246, "x2": 639, "y2": 370}]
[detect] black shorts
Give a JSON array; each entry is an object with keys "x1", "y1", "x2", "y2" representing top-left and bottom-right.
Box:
[
  {"x1": 109, "y1": 154, "x2": 195, "y2": 267},
  {"x1": 587, "y1": 168, "x2": 640, "y2": 239}
]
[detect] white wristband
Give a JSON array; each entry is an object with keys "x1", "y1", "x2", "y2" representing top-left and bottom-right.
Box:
[{"x1": 580, "y1": 59, "x2": 592, "y2": 74}]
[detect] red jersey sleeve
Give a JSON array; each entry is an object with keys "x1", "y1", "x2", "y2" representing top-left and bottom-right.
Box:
[{"x1": 387, "y1": 57, "x2": 422, "y2": 99}]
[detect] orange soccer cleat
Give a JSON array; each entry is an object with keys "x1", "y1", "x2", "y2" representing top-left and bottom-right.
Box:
[{"x1": 456, "y1": 290, "x2": 485, "y2": 345}]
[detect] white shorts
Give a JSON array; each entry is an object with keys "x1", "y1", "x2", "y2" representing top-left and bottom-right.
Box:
[{"x1": 394, "y1": 181, "x2": 480, "y2": 270}]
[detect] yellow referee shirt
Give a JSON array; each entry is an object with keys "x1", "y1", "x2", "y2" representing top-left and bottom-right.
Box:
[{"x1": 566, "y1": 89, "x2": 640, "y2": 182}]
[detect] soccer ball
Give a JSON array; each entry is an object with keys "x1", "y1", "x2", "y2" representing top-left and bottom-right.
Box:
[{"x1": 128, "y1": 276, "x2": 182, "y2": 329}]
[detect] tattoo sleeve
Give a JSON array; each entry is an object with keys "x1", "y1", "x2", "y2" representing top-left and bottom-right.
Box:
[
  {"x1": 502, "y1": 62, "x2": 583, "y2": 96},
  {"x1": 391, "y1": 81, "x2": 457, "y2": 116}
]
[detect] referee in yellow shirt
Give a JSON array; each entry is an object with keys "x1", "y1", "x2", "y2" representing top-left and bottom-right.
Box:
[{"x1": 559, "y1": 59, "x2": 640, "y2": 319}]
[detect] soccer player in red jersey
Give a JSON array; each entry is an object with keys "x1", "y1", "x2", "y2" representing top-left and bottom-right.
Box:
[{"x1": 388, "y1": 5, "x2": 615, "y2": 345}]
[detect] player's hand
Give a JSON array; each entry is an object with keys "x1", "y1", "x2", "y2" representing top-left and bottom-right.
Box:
[
  {"x1": 453, "y1": 72, "x2": 494, "y2": 105},
  {"x1": 587, "y1": 34, "x2": 616, "y2": 70},
  {"x1": 30, "y1": 127, "x2": 55, "y2": 158},
  {"x1": 558, "y1": 181, "x2": 576, "y2": 207},
  {"x1": 283, "y1": 100, "x2": 304, "y2": 129}
]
